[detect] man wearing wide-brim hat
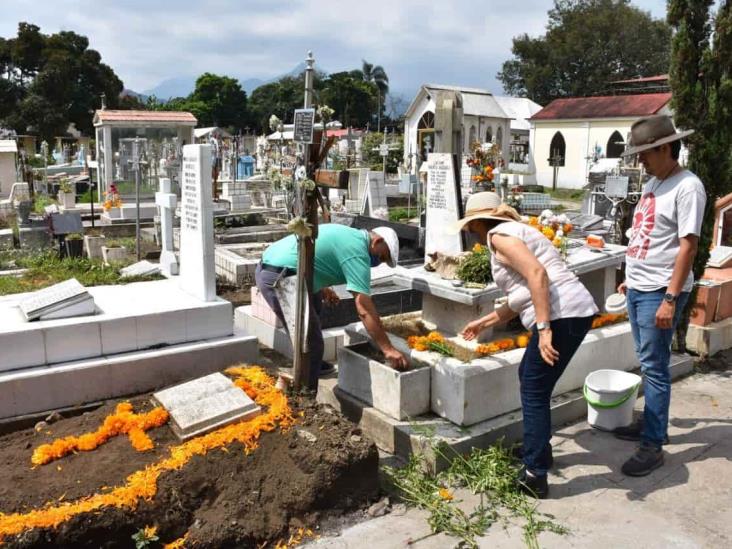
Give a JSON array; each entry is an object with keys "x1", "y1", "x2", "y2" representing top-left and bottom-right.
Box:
[{"x1": 614, "y1": 114, "x2": 706, "y2": 476}]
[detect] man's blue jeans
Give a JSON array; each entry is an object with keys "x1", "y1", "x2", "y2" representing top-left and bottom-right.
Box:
[
  {"x1": 520, "y1": 316, "x2": 594, "y2": 476},
  {"x1": 626, "y1": 289, "x2": 689, "y2": 448}
]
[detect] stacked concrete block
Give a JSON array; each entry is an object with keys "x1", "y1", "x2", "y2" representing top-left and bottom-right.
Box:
[
  {"x1": 214, "y1": 248, "x2": 258, "y2": 285},
  {"x1": 250, "y1": 286, "x2": 283, "y2": 328},
  {"x1": 221, "y1": 181, "x2": 252, "y2": 212}
]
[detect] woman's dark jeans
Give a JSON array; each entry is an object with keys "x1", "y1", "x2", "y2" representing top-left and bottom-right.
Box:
[{"x1": 519, "y1": 316, "x2": 594, "y2": 476}]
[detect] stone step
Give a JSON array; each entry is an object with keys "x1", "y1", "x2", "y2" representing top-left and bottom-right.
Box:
[
  {"x1": 318, "y1": 354, "x2": 694, "y2": 471},
  {"x1": 0, "y1": 326, "x2": 258, "y2": 420}
]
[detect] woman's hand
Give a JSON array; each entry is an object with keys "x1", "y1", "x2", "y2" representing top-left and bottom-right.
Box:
[
  {"x1": 538, "y1": 329, "x2": 559, "y2": 366},
  {"x1": 460, "y1": 319, "x2": 485, "y2": 341}
]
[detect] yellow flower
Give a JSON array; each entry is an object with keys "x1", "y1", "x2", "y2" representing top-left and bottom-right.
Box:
[
  {"x1": 143, "y1": 525, "x2": 158, "y2": 539},
  {"x1": 438, "y1": 487, "x2": 454, "y2": 501},
  {"x1": 472, "y1": 243, "x2": 484, "y2": 253},
  {"x1": 541, "y1": 227, "x2": 555, "y2": 240}
]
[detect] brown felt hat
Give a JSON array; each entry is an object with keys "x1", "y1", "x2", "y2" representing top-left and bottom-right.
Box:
[{"x1": 622, "y1": 114, "x2": 694, "y2": 157}]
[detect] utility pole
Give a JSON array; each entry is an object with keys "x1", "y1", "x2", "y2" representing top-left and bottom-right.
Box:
[{"x1": 292, "y1": 51, "x2": 319, "y2": 392}]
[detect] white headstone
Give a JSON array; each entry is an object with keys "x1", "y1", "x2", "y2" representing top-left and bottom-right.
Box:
[
  {"x1": 179, "y1": 145, "x2": 216, "y2": 301},
  {"x1": 425, "y1": 153, "x2": 462, "y2": 257},
  {"x1": 155, "y1": 177, "x2": 178, "y2": 275},
  {"x1": 152, "y1": 372, "x2": 261, "y2": 440},
  {"x1": 361, "y1": 171, "x2": 387, "y2": 217}
]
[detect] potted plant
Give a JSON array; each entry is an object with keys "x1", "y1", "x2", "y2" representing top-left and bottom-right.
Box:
[
  {"x1": 65, "y1": 233, "x2": 84, "y2": 258},
  {"x1": 102, "y1": 243, "x2": 127, "y2": 265},
  {"x1": 57, "y1": 179, "x2": 76, "y2": 209},
  {"x1": 84, "y1": 230, "x2": 106, "y2": 259}
]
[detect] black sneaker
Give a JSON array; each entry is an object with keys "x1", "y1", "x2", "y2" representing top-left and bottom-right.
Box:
[
  {"x1": 512, "y1": 443, "x2": 554, "y2": 469},
  {"x1": 621, "y1": 443, "x2": 664, "y2": 477},
  {"x1": 319, "y1": 362, "x2": 336, "y2": 377},
  {"x1": 614, "y1": 420, "x2": 669, "y2": 445},
  {"x1": 517, "y1": 468, "x2": 549, "y2": 499}
]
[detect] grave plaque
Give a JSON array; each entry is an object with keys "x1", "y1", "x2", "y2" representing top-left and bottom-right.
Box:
[
  {"x1": 179, "y1": 145, "x2": 216, "y2": 301},
  {"x1": 293, "y1": 108, "x2": 315, "y2": 144},
  {"x1": 120, "y1": 260, "x2": 161, "y2": 278},
  {"x1": 153, "y1": 373, "x2": 261, "y2": 440},
  {"x1": 425, "y1": 153, "x2": 463, "y2": 256},
  {"x1": 19, "y1": 278, "x2": 95, "y2": 321}
]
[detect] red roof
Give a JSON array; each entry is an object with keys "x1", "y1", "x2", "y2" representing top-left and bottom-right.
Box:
[
  {"x1": 531, "y1": 93, "x2": 672, "y2": 120},
  {"x1": 94, "y1": 110, "x2": 197, "y2": 124}
]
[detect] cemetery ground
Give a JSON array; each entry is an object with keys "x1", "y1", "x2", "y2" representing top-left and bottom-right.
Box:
[
  {"x1": 306, "y1": 351, "x2": 732, "y2": 549},
  {"x1": 0, "y1": 366, "x2": 378, "y2": 548}
]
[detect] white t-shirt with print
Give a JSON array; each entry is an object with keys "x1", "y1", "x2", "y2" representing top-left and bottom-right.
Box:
[{"x1": 625, "y1": 169, "x2": 706, "y2": 292}]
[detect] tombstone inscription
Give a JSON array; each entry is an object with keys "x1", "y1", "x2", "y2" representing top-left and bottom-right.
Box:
[
  {"x1": 425, "y1": 153, "x2": 463, "y2": 257},
  {"x1": 19, "y1": 278, "x2": 95, "y2": 321},
  {"x1": 179, "y1": 145, "x2": 216, "y2": 301}
]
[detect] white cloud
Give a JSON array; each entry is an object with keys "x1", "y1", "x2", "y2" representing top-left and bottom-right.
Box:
[{"x1": 0, "y1": 0, "x2": 671, "y2": 96}]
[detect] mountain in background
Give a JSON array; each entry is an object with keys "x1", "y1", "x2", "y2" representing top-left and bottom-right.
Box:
[{"x1": 141, "y1": 61, "x2": 312, "y2": 100}]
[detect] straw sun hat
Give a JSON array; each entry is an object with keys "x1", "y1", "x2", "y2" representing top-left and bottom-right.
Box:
[{"x1": 448, "y1": 192, "x2": 521, "y2": 234}]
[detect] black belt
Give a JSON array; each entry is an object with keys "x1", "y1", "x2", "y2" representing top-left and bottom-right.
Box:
[{"x1": 260, "y1": 262, "x2": 297, "y2": 277}]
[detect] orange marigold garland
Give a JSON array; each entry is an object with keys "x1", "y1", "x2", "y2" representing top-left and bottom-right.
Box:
[
  {"x1": 406, "y1": 332, "x2": 454, "y2": 356},
  {"x1": 30, "y1": 403, "x2": 169, "y2": 466},
  {"x1": 591, "y1": 313, "x2": 627, "y2": 329},
  {"x1": 0, "y1": 366, "x2": 293, "y2": 544}
]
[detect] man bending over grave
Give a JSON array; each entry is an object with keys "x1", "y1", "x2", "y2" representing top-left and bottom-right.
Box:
[{"x1": 255, "y1": 224, "x2": 409, "y2": 392}]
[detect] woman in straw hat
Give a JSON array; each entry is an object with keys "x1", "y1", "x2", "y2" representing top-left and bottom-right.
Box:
[{"x1": 450, "y1": 192, "x2": 598, "y2": 498}]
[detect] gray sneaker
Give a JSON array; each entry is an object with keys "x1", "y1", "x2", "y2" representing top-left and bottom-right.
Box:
[
  {"x1": 621, "y1": 443, "x2": 664, "y2": 477},
  {"x1": 614, "y1": 420, "x2": 669, "y2": 445}
]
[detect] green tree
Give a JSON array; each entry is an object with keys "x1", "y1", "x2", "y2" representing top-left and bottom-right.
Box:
[
  {"x1": 321, "y1": 71, "x2": 377, "y2": 128},
  {"x1": 498, "y1": 0, "x2": 672, "y2": 104},
  {"x1": 249, "y1": 74, "x2": 314, "y2": 133},
  {"x1": 362, "y1": 131, "x2": 404, "y2": 173},
  {"x1": 361, "y1": 60, "x2": 389, "y2": 131},
  {"x1": 187, "y1": 73, "x2": 248, "y2": 129},
  {"x1": 0, "y1": 23, "x2": 122, "y2": 143},
  {"x1": 667, "y1": 0, "x2": 732, "y2": 341}
]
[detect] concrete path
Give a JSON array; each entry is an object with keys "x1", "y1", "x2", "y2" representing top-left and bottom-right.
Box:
[{"x1": 307, "y1": 363, "x2": 732, "y2": 548}]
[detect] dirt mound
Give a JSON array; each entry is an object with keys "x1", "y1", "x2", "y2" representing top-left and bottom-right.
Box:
[{"x1": 0, "y1": 393, "x2": 378, "y2": 548}]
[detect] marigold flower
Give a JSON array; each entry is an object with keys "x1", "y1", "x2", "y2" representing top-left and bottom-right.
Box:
[
  {"x1": 438, "y1": 487, "x2": 454, "y2": 501},
  {"x1": 541, "y1": 227, "x2": 555, "y2": 240},
  {"x1": 515, "y1": 333, "x2": 531, "y2": 348},
  {"x1": 472, "y1": 243, "x2": 484, "y2": 253},
  {"x1": 563, "y1": 223, "x2": 573, "y2": 234}
]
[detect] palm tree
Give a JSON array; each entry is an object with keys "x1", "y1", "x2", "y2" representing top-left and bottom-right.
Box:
[{"x1": 361, "y1": 60, "x2": 389, "y2": 132}]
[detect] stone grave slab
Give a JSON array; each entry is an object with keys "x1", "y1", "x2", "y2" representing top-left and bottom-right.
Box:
[
  {"x1": 120, "y1": 260, "x2": 161, "y2": 278},
  {"x1": 153, "y1": 372, "x2": 260, "y2": 440},
  {"x1": 19, "y1": 278, "x2": 95, "y2": 321}
]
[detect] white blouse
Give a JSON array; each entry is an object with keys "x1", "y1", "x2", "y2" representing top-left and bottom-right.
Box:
[{"x1": 487, "y1": 221, "x2": 598, "y2": 329}]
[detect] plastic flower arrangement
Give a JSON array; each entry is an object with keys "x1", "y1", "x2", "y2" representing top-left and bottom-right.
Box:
[
  {"x1": 103, "y1": 183, "x2": 122, "y2": 211},
  {"x1": 466, "y1": 140, "x2": 502, "y2": 189},
  {"x1": 523, "y1": 209, "x2": 573, "y2": 253}
]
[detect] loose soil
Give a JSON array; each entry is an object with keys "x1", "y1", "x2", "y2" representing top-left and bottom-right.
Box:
[
  {"x1": 218, "y1": 281, "x2": 253, "y2": 308},
  {"x1": 0, "y1": 384, "x2": 379, "y2": 548}
]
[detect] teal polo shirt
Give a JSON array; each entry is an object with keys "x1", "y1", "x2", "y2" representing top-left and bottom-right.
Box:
[{"x1": 262, "y1": 224, "x2": 371, "y2": 295}]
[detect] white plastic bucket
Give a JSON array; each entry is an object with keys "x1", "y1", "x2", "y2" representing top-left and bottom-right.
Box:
[{"x1": 583, "y1": 369, "x2": 642, "y2": 431}]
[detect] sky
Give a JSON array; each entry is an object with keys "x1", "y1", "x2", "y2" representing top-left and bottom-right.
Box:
[{"x1": 1, "y1": 0, "x2": 670, "y2": 100}]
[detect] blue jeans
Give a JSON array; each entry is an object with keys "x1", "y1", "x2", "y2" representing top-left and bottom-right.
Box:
[
  {"x1": 520, "y1": 316, "x2": 594, "y2": 476},
  {"x1": 254, "y1": 262, "x2": 324, "y2": 393},
  {"x1": 626, "y1": 288, "x2": 689, "y2": 448}
]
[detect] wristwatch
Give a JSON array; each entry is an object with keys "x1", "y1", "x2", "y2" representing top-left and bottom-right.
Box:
[
  {"x1": 663, "y1": 293, "x2": 678, "y2": 304},
  {"x1": 536, "y1": 321, "x2": 551, "y2": 331}
]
